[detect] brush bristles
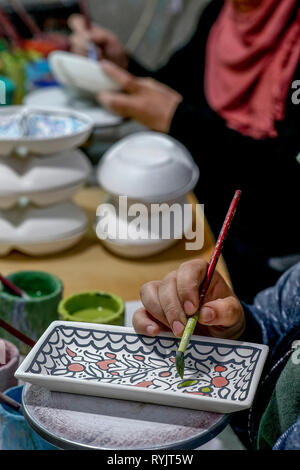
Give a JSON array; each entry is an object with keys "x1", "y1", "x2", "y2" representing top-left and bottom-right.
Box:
[{"x1": 175, "y1": 351, "x2": 185, "y2": 379}]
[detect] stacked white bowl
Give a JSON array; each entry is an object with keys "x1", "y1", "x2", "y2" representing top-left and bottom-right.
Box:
[
  {"x1": 0, "y1": 105, "x2": 93, "y2": 256},
  {"x1": 96, "y1": 132, "x2": 200, "y2": 258}
]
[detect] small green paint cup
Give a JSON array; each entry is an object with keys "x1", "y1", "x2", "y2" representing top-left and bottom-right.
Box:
[
  {"x1": 0, "y1": 271, "x2": 63, "y2": 355},
  {"x1": 58, "y1": 291, "x2": 125, "y2": 326}
]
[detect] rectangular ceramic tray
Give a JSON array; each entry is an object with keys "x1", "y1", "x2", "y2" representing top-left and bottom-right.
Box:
[{"x1": 15, "y1": 321, "x2": 269, "y2": 414}]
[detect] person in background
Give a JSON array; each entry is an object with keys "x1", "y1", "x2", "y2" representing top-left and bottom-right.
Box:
[
  {"x1": 69, "y1": 0, "x2": 300, "y2": 302},
  {"x1": 132, "y1": 259, "x2": 300, "y2": 450}
]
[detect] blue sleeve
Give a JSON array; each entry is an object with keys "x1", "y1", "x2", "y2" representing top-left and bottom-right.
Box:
[
  {"x1": 240, "y1": 263, "x2": 300, "y2": 350},
  {"x1": 273, "y1": 414, "x2": 300, "y2": 450}
]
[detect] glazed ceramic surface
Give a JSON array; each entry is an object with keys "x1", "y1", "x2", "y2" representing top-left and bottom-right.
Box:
[
  {"x1": 97, "y1": 132, "x2": 200, "y2": 203},
  {"x1": 0, "y1": 201, "x2": 88, "y2": 256},
  {"x1": 49, "y1": 52, "x2": 121, "y2": 95},
  {"x1": 0, "y1": 150, "x2": 92, "y2": 208},
  {"x1": 0, "y1": 106, "x2": 93, "y2": 156},
  {"x1": 24, "y1": 87, "x2": 122, "y2": 128},
  {"x1": 15, "y1": 322, "x2": 269, "y2": 413}
]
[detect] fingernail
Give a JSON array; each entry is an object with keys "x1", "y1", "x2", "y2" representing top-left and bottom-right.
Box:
[
  {"x1": 184, "y1": 300, "x2": 195, "y2": 315},
  {"x1": 146, "y1": 325, "x2": 156, "y2": 336},
  {"x1": 199, "y1": 307, "x2": 214, "y2": 324},
  {"x1": 172, "y1": 321, "x2": 184, "y2": 337}
]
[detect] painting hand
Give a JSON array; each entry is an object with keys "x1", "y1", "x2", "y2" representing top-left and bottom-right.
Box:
[
  {"x1": 97, "y1": 60, "x2": 182, "y2": 133},
  {"x1": 68, "y1": 14, "x2": 128, "y2": 68},
  {"x1": 133, "y1": 259, "x2": 246, "y2": 340}
]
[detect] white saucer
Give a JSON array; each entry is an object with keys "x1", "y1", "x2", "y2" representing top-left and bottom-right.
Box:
[{"x1": 24, "y1": 87, "x2": 122, "y2": 129}]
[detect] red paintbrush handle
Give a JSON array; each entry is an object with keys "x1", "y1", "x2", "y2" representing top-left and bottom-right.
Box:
[
  {"x1": 0, "y1": 274, "x2": 25, "y2": 298},
  {"x1": 79, "y1": 0, "x2": 91, "y2": 29},
  {"x1": 0, "y1": 5, "x2": 23, "y2": 46},
  {"x1": 0, "y1": 318, "x2": 35, "y2": 348},
  {"x1": 198, "y1": 190, "x2": 242, "y2": 307}
]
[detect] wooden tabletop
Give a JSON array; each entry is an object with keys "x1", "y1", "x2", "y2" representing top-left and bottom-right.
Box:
[{"x1": 1, "y1": 187, "x2": 230, "y2": 301}]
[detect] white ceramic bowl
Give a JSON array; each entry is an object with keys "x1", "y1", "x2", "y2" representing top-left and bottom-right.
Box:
[
  {"x1": 49, "y1": 51, "x2": 121, "y2": 95},
  {"x1": 0, "y1": 106, "x2": 93, "y2": 156},
  {"x1": 0, "y1": 201, "x2": 88, "y2": 256},
  {"x1": 97, "y1": 132, "x2": 200, "y2": 203},
  {"x1": 0, "y1": 149, "x2": 92, "y2": 209},
  {"x1": 96, "y1": 195, "x2": 194, "y2": 258},
  {"x1": 24, "y1": 87, "x2": 122, "y2": 128}
]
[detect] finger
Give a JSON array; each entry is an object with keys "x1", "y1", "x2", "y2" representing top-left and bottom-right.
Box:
[
  {"x1": 100, "y1": 60, "x2": 138, "y2": 92},
  {"x1": 198, "y1": 296, "x2": 243, "y2": 327},
  {"x1": 139, "y1": 281, "x2": 169, "y2": 328},
  {"x1": 69, "y1": 34, "x2": 89, "y2": 56},
  {"x1": 98, "y1": 91, "x2": 137, "y2": 117},
  {"x1": 176, "y1": 259, "x2": 209, "y2": 316},
  {"x1": 158, "y1": 271, "x2": 187, "y2": 337},
  {"x1": 68, "y1": 14, "x2": 88, "y2": 33},
  {"x1": 132, "y1": 307, "x2": 161, "y2": 336}
]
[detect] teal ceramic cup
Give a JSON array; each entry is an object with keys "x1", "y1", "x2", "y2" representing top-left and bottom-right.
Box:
[
  {"x1": 0, "y1": 386, "x2": 57, "y2": 450},
  {"x1": 0, "y1": 271, "x2": 63, "y2": 355},
  {"x1": 58, "y1": 291, "x2": 125, "y2": 326}
]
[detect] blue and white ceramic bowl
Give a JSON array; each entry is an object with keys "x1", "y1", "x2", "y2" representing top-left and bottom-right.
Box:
[{"x1": 0, "y1": 106, "x2": 93, "y2": 156}]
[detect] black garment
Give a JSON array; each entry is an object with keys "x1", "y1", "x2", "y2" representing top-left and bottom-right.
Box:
[{"x1": 129, "y1": 0, "x2": 300, "y2": 302}]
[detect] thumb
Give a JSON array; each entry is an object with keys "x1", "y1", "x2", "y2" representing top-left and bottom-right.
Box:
[
  {"x1": 68, "y1": 14, "x2": 88, "y2": 33},
  {"x1": 198, "y1": 296, "x2": 243, "y2": 327}
]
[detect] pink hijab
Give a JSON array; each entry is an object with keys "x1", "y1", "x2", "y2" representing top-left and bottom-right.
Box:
[{"x1": 205, "y1": 0, "x2": 300, "y2": 139}]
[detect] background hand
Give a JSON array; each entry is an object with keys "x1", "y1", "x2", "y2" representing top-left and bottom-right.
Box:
[
  {"x1": 68, "y1": 14, "x2": 129, "y2": 68},
  {"x1": 97, "y1": 60, "x2": 182, "y2": 132},
  {"x1": 133, "y1": 259, "x2": 246, "y2": 340}
]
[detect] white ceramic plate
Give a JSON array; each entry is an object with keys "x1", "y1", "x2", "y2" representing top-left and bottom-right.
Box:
[
  {"x1": 0, "y1": 150, "x2": 92, "y2": 208},
  {"x1": 0, "y1": 106, "x2": 93, "y2": 156},
  {"x1": 97, "y1": 132, "x2": 200, "y2": 202},
  {"x1": 49, "y1": 51, "x2": 121, "y2": 95},
  {"x1": 0, "y1": 201, "x2": 88, "y2": 256},
  {"x1": 15, "y1": 322, "x2": 269, "y2": 413},
  {"x1": 24, "y1": 87, "x2": 122, "y2": 128}
]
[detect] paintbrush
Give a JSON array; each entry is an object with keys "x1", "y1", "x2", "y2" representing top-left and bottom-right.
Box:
[
  {"x1": 78, "y1": 0, "x2": 99, "y2": 60},
  {"x1": 0, "y1": 391, "x2": 22, "y2": 413},
  {"x1": 176, "y1": 190, "x2": 242, "y2": 379},
  {"x1": 0, "y1": 317, "x2": 36, "y2": 349},
  {"x1": 0, "y1": 273, "x2": 29, "y2": 300}
]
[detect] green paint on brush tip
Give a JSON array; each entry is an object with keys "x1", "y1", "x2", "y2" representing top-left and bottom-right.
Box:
[{"x1": 175, "y1": 351, "x2": 185, "y2": 379}]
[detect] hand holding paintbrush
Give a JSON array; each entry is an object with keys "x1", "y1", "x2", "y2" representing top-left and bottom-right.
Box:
[{"x1": 175, "y1": 190, "x2": 242, "y2": 378}]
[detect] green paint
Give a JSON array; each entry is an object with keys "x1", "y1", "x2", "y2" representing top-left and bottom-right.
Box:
[
  {"x1": 200, "y1": 387, "x2": 212, "y2": 393},
  {"x1": 178, "y1": 380, "x2": 198, "y2": 388},
  {"x1": 70, "y1": 307, "x2": 118, "y2": 323},
  {"x1": 58, "y1": 291, "x2": 125, "y2": 326}
]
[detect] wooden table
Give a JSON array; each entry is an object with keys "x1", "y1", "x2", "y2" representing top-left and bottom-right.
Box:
[{"x1": 1, "y1": 186, "x2": 230, "y2": 301}]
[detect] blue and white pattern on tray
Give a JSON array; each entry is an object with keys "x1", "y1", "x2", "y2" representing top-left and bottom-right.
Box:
[{"x1": 25, "y1": 324, "x2": 264, "y2": 403}]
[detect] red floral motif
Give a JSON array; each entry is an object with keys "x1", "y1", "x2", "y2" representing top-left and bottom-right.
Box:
[
  {"x1": 215, "y1": 365, "x2": 227, "y2": 372},
  {"x1": 135, "y1": 381, "x2": 153, "y2": 388},
  {"x1": 68, "y1": 363, "x2": 85, "y2": 372},
  {"x1": 211, "y1": 376, "x2": 229, "y2": 388},
  {"x1": 159, "y1": 371, "x2": 171, "y2": 377},
  {"x1": 96, "y1": 359, "x2": 116, "y2": 370},
  {"x1": 66, "y1": 348, "x2": 76, "y2": 357},
  {"x1": 133, "y1": 355, "x2": 145, "y2": 361}
]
